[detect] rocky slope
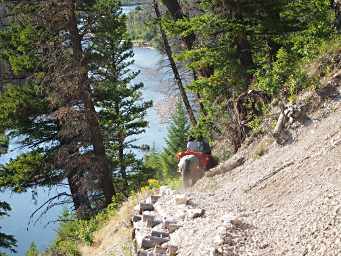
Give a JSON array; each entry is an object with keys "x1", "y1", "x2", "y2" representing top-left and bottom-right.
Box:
[
  {"x1": 81, "y1": 66, "x2": 341, "y2": 256},
  {"x1": 132, "y1": 80, "x2": 341, "y2": 255}
]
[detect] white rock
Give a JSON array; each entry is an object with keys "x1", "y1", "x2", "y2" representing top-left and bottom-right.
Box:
[
  {"x1": 134, "y1": 204, "x2": 141, "y2": 214},
  {"x1": 135, "y1": 225, "x2": 150, "y2": 248},
  {"x1": 160, "y1": 186, "x2": 173, "y2": 196},
  {"x1": 151, "y1": 195, "x2": 161, "y2": 204},
  {"x1": 142, "y1": 211, "x2": 156, "y2": 222},
  {"x1": 167, "y1": 223, "x2": 181, "y2": 233},
  {"x1": 213, "y1": 234, "x2": 224, "y2": 246},
  {"x1": 210, "y1": 248, "x2": 222, "y2": 256},
  {"x1": 132, "y1": 215, "x2": 142, "y2": 222},
  {"x1": 153, "y1": 246, "x2": 167, "y2": 254},
  {"x1": 175, "y1": 194, "x2": 188, "y2": 205},
  {"x1": 145, "y1": 197, "x2": 152, "y2": 204},
  {"x1": 222, "y1": 214, "x2": 237, "y2": 224},
  {"x1": 152, "y1": 223, "x2": 164, "y2": 232},
  {"x1": 139, "y1": 203, "x2": 155, "y2": 213}
]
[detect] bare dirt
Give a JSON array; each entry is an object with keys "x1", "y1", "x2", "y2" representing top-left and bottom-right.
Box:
[
  {"x1": 164, "y1": 85, "x2": 341, "y2": 256},
  {"x1": 82, "y1": 70, "x2": 341, "y2": 256}
]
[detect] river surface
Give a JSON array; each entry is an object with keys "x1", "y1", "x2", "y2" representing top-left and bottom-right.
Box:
[{"x1": 0, "y1": 46, "x2": 170, "y2": 255}]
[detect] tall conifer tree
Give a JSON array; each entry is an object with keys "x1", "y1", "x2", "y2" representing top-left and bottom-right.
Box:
[
  {"x1": 91, "y1": 0, "x2": 152, "y2": 192},
  {"x1": 0, "y1": 0, "x2": 150, "y2": 218},
  {"x1": 0, "y1": 133, "x2": 16, "y2": 255}
]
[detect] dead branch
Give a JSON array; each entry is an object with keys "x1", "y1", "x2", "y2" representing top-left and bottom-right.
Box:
[
  {"x1": 28, "y1": 192, "x2": 72, "y2": 227},
  {"x1": 245, "y1": 161, "x2": 295, "y2": 192},
  {"x1": 43, "y1": 218, "x2": 76, "y2": 228},
  {"x1": 273, "y1": 103, "x2": 307, "y2": 144},
  {"x1": 206, "y1": 157, "x2": 245, "y2": 177}
]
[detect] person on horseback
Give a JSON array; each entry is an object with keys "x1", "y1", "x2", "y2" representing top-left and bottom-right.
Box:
[
  {"x1": 177, "y1": 134, "x2": 215, "y2": 171},
  {"x1": 177, "y1": 134, "x2": 217, "y2": 187},
  {"x1": 186, "y1": 135, "x2": 200, "y2": 152}
]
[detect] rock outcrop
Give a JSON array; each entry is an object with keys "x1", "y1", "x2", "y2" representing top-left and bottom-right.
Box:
[
  {"x1": 132, "y1": 187, "x2": 206, "y2": 256},
  {"x1": 81, "y1": 71, "x2": 341, "y2": 256}
]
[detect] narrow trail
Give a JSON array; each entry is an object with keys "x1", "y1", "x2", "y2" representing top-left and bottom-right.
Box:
[
  {"x1": 165, "y1": 85, "x2": 341, "y2": 256},
  {"x1": 130, "y1": 83, "x2": 341, "y2": 256},
  {"x1": 81, "y1": 80, "x2": 341, "y2": 256}
]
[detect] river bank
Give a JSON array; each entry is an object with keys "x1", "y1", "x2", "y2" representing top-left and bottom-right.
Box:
[
  {"x1": 132, "y1": 40, "x2": 153, "y2": 48},
  {"x1": 121, "y1": 2, "x2": 148, "y2": 6}
]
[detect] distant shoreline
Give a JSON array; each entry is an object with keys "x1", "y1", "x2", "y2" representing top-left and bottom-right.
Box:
[
  {"x1": 121, "y1": 2, "x2": 148, "y2": 7},
  {"x1": 132, "y1": 40, "x2": 153, "y2": 48}
]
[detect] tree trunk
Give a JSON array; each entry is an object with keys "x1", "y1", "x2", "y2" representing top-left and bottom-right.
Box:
[
  {"x1": 118, "y1": 138, "x2": 129, "y2": 193},
  {"x1": 153, "y1": 0, "x2": 197, "y2": 126},
  {"x1": 68, "y1": 175, "x2": 92, "y2": 219},
  {"x1": 161, "y1": 0, "x2": 209, "y2": 116},
  {"x1": 66, "y1": 0, "x2": 114, "y2": 207},
  {"x1": 333, "y1": 0, "x2": 341, "y2": 32},
  {"x1": 236, "y1": 33, "x2": 254, "y2": 85},
  {"x1": 161, "y1": 0, "x2": 196, "y2": 49},
  {"x1": 219, "y1": 1, "x2": 254, "y2": 86}
]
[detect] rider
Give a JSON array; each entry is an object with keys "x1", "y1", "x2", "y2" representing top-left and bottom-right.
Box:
[
  {"x1": 186, "y1": 135, "x2": 212, "y2": 154},
  {"x1": 186, "y1": 135, "x2": 200, "y2": 152},
  {"x1": 196, "y1": 135, "x2": 211, "y2": 155},
  {"x1": 178, "y1": 134, "x2": 214, "y2": 170}
]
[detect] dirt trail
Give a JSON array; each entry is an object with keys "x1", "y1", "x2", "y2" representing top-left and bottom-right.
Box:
[
  {"x1": 166, "y1": 87, "x2": 341, "y2": 256},
  {"x1": 81, "y1": 82, "x2": 341, "y2": 256}
]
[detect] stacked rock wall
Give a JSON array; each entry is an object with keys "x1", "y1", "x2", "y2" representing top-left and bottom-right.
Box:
[{"x1": 131, "y1": 187, "x2": 205, "y2": 256}]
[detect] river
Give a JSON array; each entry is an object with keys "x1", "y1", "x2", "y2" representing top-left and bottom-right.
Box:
[{"x1": 0, "y1": 30, "x2": 170, "y2": 256}]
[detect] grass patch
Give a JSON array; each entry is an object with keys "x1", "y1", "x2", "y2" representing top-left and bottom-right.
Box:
[
  {"x1": 43, "y1": 177, "x2": 184, "y2": 256},
  {"x1": 252, "y1": 137, "x2": 274, "y2": 159},
  {"x1": 161, "y1": 176, "x2": 182, "y2": 190}
]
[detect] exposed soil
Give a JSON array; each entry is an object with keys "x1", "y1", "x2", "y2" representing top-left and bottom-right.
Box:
[
  {"x1": 81, "y1": 71, "x2": 341, "y2": 256},
  {"x1": 166, "y1": 85, "x2": 341, "y2": 256}
]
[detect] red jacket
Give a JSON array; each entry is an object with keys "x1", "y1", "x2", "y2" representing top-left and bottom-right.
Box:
[{"x1": 176, "y1": 150, "x2": 212, "y2": 170}]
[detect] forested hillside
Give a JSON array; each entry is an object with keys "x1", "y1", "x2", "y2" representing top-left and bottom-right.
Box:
[
  {"x1": 155, "y1": 0, "x2": 339, "y2": 148},
  {"x1": 0, "y1": 0, "x2": 340, "y2": 255}
]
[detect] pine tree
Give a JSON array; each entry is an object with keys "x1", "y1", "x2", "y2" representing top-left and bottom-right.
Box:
[
  {"x1": 98, "y1": 81, "x2": 151, "y2": 193},
  {"x1": 0, "y1": 132, "x2": 16, "y2": 256},
  {"x1": 159, "y1": 0, "x2": 336, "y2": 144},
  {"x1": 0, "y1": 202, "x2": 16, "y2": 255},
  {"x1": 25, "y1": 242, "x2": 39, "y2": 256},
  {"x1": 87, "y1": 0, "x2": 152, "y2": 193},
  {"x1": 0, "y1": 0, "x2": 114, "y2": 218},
  {"x1": 143, "y1": 101, "x2": 189, "y2": 178},
  {"x1": 0, "y1": 0, "x2": 151, "y2": 219},
  {"x1": 160, "y1": 100, "x2": 189, "y2": 177}
]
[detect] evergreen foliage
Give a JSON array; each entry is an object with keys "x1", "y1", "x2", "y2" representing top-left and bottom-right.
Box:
[
  {"x1": 0, "y1": 135, "x2": 16, "y2": 256},
  {"x1": 0, "y1": 0, "x2": 151, "y2": 219},
  {"x1": 145, "y1": 100, "x2": 189, "y2": 178},
  {"x1": 160, "y1": 101, "x2": 189, "y2": 176},
  {"x1": 158, "y1": 0, "x2": 338, "y2": 141},
  {"x1": 0, "y1": 133, "x2": 8, "y2": 155},
  {"x1": 25, "y1": 242, "x2": 39, "y2": 256},
  {"x1": 0, "y1": 201, "x2": 16, "y2": 255},
  {"x1": 90, "y1": 0, "x2": 152, "y2": 193}
]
